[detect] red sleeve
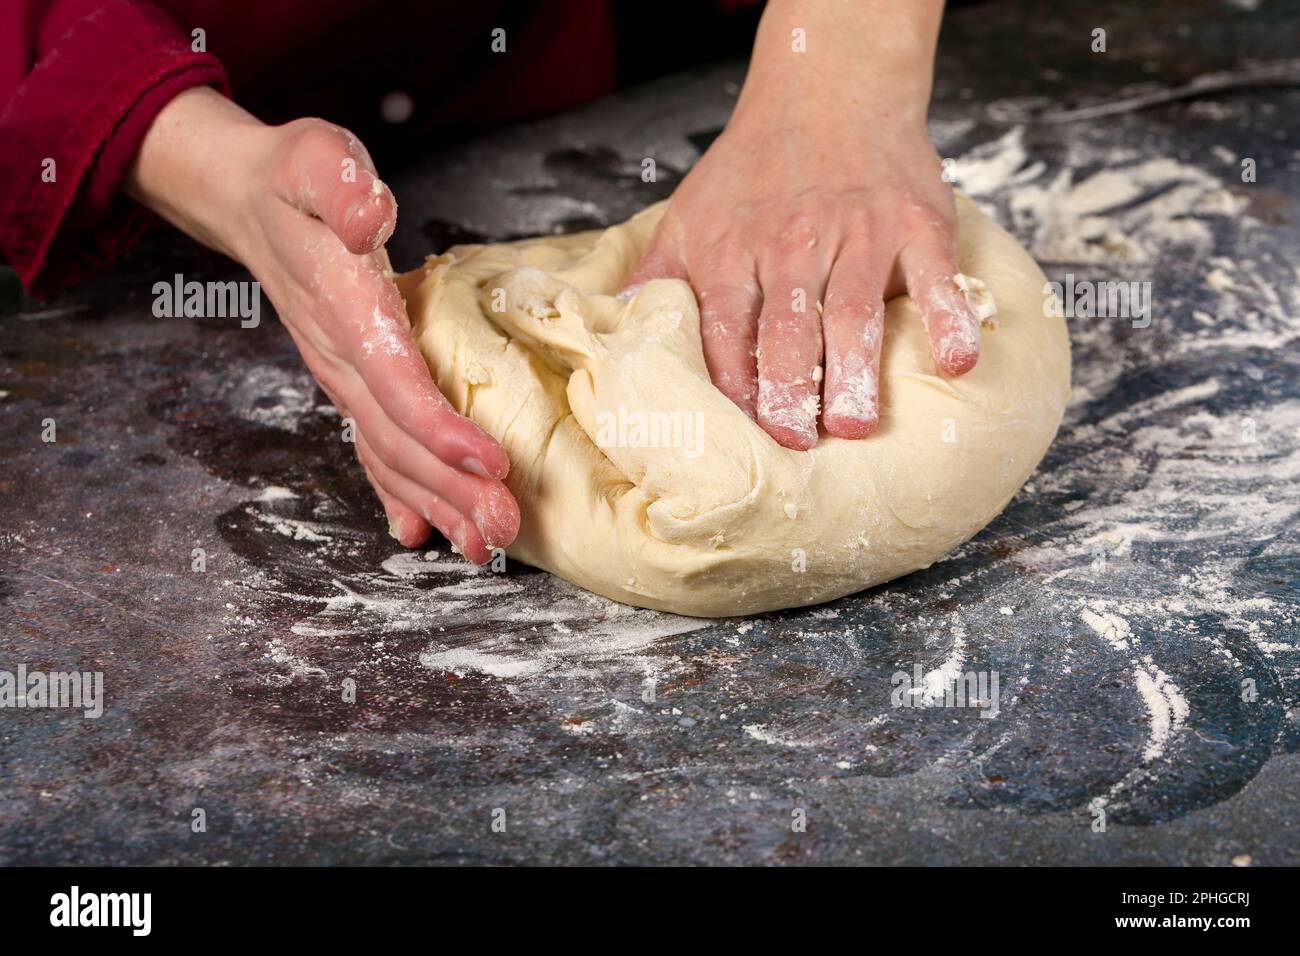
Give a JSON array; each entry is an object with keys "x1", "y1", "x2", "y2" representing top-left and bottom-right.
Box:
[{"x1": 0, "y1": 0, "x2": 228, "y2": 295}]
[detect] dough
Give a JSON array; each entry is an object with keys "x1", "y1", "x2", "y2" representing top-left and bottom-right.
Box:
[{"x1": 398, "y1": 196, "x2": 1070, "y2": 617}]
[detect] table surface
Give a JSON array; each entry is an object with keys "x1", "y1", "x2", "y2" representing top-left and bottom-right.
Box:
[{"x1": 2, "y1": 0, "x2": 1298, "y2": 865}]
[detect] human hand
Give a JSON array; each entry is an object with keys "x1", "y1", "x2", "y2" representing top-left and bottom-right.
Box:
[
  {"x1": 626, "y1": 0, "x2": 976, "y2": 450},
  {"x1": 126, "y1": 88, "x2": 519, "y2": 562}
]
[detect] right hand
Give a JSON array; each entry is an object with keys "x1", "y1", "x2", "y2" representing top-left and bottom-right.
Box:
[{"x1": 126, "y1": 88, "x2": 519, "y2": 563}]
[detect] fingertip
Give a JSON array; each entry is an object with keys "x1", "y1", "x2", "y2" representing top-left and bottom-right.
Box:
[
  {"x1": 765, "y1": 422, "x2": 819, "y2": 451},
  {"x1": 470, "y1": 495, "x2": 520, "y2": 552},
  {"x1": 946, "y1": 351, "x2": 980, "y2": 376},
  {"x1": 341, "y1": 179, "x2": 397, "y2": 254},
  {"x1": 456, "y1": 521, "x2": 493, "y2": 565},
  {"x1": 757, "y1": 380, "x2": 820, "y2": 451},
  {"x1": 823, "y1": 412, "x2": 879, "y2": 440},
  {"x1": 401, "y1": 521, "x2": 433, "y2": 549},
  {"x1": 425, "y1": 508, "x2": 490, "y2": 565},
  {"x1": 822, "y1": 363, "x2": 881, "y2": 441},
  {"x1": 494, "y1": 489, "x2": 522, "y2": 545},
  {"x1": 385, "y1": 508, "x2": 431, "y2": 548},
  {"x1": 934, "y1": 336, "x2": 980, "y2": 376}
]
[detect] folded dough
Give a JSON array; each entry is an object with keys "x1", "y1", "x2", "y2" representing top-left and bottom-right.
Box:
[{"x1": 397, "y1": 196, "x2": 1070, "y2": 617}]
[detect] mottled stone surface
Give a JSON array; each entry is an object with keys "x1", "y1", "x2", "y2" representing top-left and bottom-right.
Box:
[{"x1": 2, "y1": 0, "x2": 1298, "y2": 864}]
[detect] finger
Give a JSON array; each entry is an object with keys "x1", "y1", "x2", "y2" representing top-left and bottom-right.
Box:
[
  {"x1": 348, "y1": 267, "x2": 511, "y2": 481},
  {"x1": 695, "y1": 261, "x2": 762, "y2": 419},
  {"x1": 357, "y1": 431, "x2": 493, "y2": 564},
  {"x1": 355, "y1": 438, "x2": 431, "y2": 548},
  {"x1": 276, "y1": 237, "x2": 511, "y2": 485},
  {"x1": 343, "y1": 373, "x2": 520, "y2": 551},
  {"x1": 821, "y1": 243, "x2": 887, "y2": 439},
  {"x1": 272, "y1": 120, "x2": 397, "y2": 254},
  {"x1": 328, "y1": 390, "x2": 431, "y2": 548},
  {"x1": 620, "y1": 221, "x2": 688, "y2": 296},
  {"x1": 755, "y1": 256, "x2": 827, "y2": 450},
  {"x1": 899, "y1": 237, "x2": 980, "y2": 375}
]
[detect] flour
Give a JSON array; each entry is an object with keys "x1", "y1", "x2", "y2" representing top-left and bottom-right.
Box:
[
  {"x1": 951, "y1": 127, "x2": 1248, "y2": 266},
  {"x1": 266, "y1": 638, "x2": 328, "y2": 684},
  {"x1": 924, "y1": 117, "x2": 1298, "y2": 813},
  {"x1": 1080, "y1": 607, "x2": 1132, "y2": 651},
  {"x1": 920, "y1": 620, "x2": 968, "y2": 705},
  {"x1": 949, "y1": 127, "x2": 1044, "y2": 196},
  {"x1": 232, "y1": 364, "x2": 319, "y2": 433},
  {"x1": 253, "y1": 510, "x2": 332, "y2": 542},
  {"x1": 231, "y1": 469, "x2": 711, "y2": 686},
  {"x1": 418, "y1": 591, "x2": 701, "y2": 682},
  {"x1": 742, "y1": 723, "x2": 816, "y2": 748},
  {"x1": 954, "y1": 272, "x2": 998, "y2": 325},
  {"x1": 1132, "y1": 659, "x2": 1190, "y2": 763},
  {"x1": 254, "y1": 486, "x2": 298, "y2": 502}
]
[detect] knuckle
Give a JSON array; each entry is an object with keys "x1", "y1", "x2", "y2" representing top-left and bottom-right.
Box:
[
  {"x1": 824, "y1": 288, "x2": 880, "y2": 317},
  {"x1": 907, "y1": 200, "x2": 957, "y2": 244},
  {"x1": 697, "y1": 232, "x2": 748, "y2": 273},
  {"x1": 698, "y1": 277, "x2": 758, "y2": 315},
  {"x1": 774, "y1": 212, "x2": 819, "y2": 254},
  {"x1": 285, "y1": 118, "x2": 362, "y2": 166},
  {"x1": 285, "y1": 118, "x2": 337, "y2": 153},
  {"x1": 365, "y1": 421, "x2": 397, "y2": 463}
]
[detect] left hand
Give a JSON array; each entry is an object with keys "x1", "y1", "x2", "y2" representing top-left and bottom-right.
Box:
[{"x1": 625, "y1": 0, "x2": 978, "y2": 450}]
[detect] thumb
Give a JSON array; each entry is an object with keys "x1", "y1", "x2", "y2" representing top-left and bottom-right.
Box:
[{"x1": 272, "y1": 119, "x2": 397, "y2": 255}]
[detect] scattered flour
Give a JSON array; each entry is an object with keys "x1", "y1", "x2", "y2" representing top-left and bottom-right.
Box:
[
  {"x1": 951, "y1": 126, "x2": 1248, "y2": 266},
  {"x1": 920, "y1": 620, "x2": 968, "y2": 705},
  {"x1": 255, "y1": 486, "x2": 298, "y2": 502},
  {"x1": 254, "y1": 510, "x2": 331, "y2": 542},
  {"x1": 743, "y1": 723, "x2": 816, "y2": 748},
  {"x1": 232, "y1": 364, "x2": 320, "y2": 433},
  {"x1": 1080, "y1": 607, "x2": 1133, "y2": 651},
  {"x1": 1132, "y1": 658, "x2": 1191, "y2": 763}
]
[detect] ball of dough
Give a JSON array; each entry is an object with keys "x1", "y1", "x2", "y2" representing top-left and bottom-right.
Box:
[{"x1": 398, "y1": 196, "x2": 1070, "y2": 617}]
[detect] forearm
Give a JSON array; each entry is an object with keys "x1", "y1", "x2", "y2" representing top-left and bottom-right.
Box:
[
  {"x1": 733, "y1": 0, "x2": 944, "y2": 131},
  {"x1": 123, "y1": 87, "x2": 269, "y2": 260}
]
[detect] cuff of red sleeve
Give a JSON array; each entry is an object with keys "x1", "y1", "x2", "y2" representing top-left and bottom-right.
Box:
[{"x1": 0, "y1": 0, "x2": 230, "y2": 295}]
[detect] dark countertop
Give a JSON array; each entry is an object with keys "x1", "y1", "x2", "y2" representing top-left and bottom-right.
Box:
[{"x1": 2, "y1": 0, "x2": 1298, "y2": 865}]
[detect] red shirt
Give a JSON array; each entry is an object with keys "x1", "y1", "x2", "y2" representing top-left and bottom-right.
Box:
[{"x1": 0, "y1": 0, "x2": 625, "y2": 294}]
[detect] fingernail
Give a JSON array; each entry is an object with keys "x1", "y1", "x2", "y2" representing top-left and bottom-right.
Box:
[
  {"x1": 343, "y1": 196, "x2": 393, "y2": 251},
  {"x1": 343, "y1": 196, "x2": 365, "y2": 231},
  {"x1": 387, "y1": 516, "x2": 403, "y2": 542},
  {"x1": 461, "y1": 456, "x2": 493, "y2": 479},
  {"x1": 463, "y1": 455, "x2": 507, "y2": 480}
]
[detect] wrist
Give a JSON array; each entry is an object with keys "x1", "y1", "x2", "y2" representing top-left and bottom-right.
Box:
[
  {"x1": 124, "y1": 86, "x2": 270, "y2": 261},
  {"x1": 732, "y1": 71, "x2": 932, "y2": 140},
  {"x1": 733, "y1": 0, "x2": 940, "y2": 134}
]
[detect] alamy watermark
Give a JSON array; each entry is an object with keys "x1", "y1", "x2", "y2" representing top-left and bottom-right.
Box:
[
  {"x1": 153, "y1": 273, "x2": 261, "y2": 328},
  {"x1": 1044, "y1": 274, "x2": 1151, "y2": 329},
  {"x1": 50, "y1": 886, "x2": 150, "y2": 936},
  {"x1": 891, "y1": 664, "x2": 1001, "y2": 719},
  {"x1": 595, "y1": 404, "x2": 705, "y2": 459},
  {"x1": 1, "y1": 665, "x2": 103, "y2": 719}
]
